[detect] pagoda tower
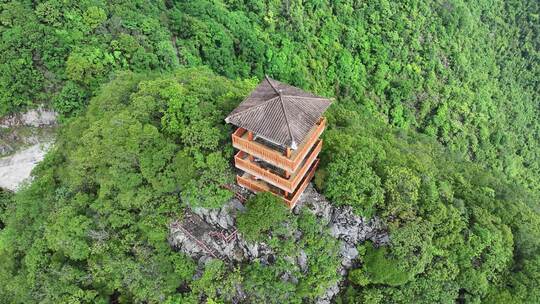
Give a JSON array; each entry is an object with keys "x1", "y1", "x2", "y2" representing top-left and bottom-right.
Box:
[{"x1": 225, "y1": 76, "x2": 332, "y2": 208}]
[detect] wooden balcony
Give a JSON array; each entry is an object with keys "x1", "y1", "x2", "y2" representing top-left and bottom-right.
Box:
[
  {"x1": 237, "y1": 159, "x2": 320, "y2": 208},
  {"x1": 234, "y1": 139, "x2": 322, "y2": 193},
  {"x1": 232, "y1": 117, "x2": 326, "y2": 173}
]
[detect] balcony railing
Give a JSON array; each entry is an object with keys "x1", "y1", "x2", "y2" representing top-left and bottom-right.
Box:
[
  {"x1": 231, "y1": 117, "x2": 326, "y2": 173},
  {"x1": 234, "y1": 140, "x2": 322, "y2": 193},
  {"x1": 236, "y1": 159, "x2": 319, "y2": 208},
  {"x1": 286, "y1": 159, "x2": 319, "y2": 208},
  {"x1": 236, "y1": 175, "x2": 270, "y2": 194}
]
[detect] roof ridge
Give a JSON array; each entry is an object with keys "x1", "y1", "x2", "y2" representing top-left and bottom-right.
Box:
[
  {"x1": 278, "y1": 95, "x2": 296, "y2": 149},
  {"x1": 227, "y1": 76, "x2": 281, "y2": 122},
  {"x1": 225, "y1": 96, "x2": 279, "y2": 123},
  {"x1": 281, "y1": 95, "x2": 330, "y2": 100},
  {"x1": 265, "y1": 75, "x2": 295, "y2": 147},
  {"x1": 225, "y1": 77, "x2": 332, "y2": 149},
  {"x1": 265, "y1": 75, "x2": 281, "y2": 95}
]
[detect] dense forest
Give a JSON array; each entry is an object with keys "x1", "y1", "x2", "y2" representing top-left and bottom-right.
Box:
[{"x1": 0, "y1": 0, "x2": 539, "y2": 303}]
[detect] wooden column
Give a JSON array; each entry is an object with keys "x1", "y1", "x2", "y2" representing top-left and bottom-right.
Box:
[
  {"x1": 284, "y1": 147, "x2": 291, "y2": 179},
  {"x1": 282, "y1": 148, "x2": 290, "y2": 191},
  {"x1": 247, "y1": 131, "x2": 254, "y2": 161}
]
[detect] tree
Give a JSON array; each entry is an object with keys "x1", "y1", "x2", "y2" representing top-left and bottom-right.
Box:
[
  {"x1": 0, "y1": 68, "x2": 251, "y2": 302},
  {"x1": 380, "y1": 166, "x2": 421, "y2": 227},
  {"x1": 237, "y1": 192, "x2": 289, "y2": 242},
  {"x1": 350, "y1": 243, "x2": 414, "y2": 287},
  {"x1": 324, "y1": 151, "x2": 384, "y2": 217}
]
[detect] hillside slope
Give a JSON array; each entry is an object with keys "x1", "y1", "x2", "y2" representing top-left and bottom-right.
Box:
[
  {"x1": 0, "y1": 68, "x2": 538, "y2": 303},
  {"x1": 0, "y1": 0, "x2": 539, "y2": 303},
  {"x1": 1, "y1": 0, "x2": 538, "y2": 192}
]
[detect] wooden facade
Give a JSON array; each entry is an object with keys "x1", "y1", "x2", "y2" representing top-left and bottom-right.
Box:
[
  {"x1": 225, "y1": 76, "x2": 331, "y2": 208},
  {"x1": 232, "y1": 118, "x2": 325, "y2": 208}
]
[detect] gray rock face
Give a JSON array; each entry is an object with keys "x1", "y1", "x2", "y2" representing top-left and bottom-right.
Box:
[
  {"x1": 295, "y1": 185, "x2": 388, "y2": 246},
  {"x1": 0, "y1": 144, "x2": 13, "y2": 155},
  {"x1": 340, "y1": 244, "x2": 359, "y2": 268},
  {"x1": 0, "y1": 108, "x2": 57, "y2": 128},
  {"x1": 168, "y1": 199, "x2": 274, "y2": 264},
  {"x1": 0, "y1": 142, "x2": 52, "y2": 191},
  {"x1": 297, "y1": 250, "x2": 308, "y2": 273},
  {"x1": 1, "y1": 108, "x2": 58, "y2": 191},
  {"x1": 168, "y1": 184, "x2": 389, "y2": 304},
  {"x1": 192, "y1": 198, "x2": 245, "y2": 231},
  {"x1": 316, "y1": 283, "x2": 339, "y2": 304},
  {"x1": 294, "y1": 185, "x2": 388, "y2": 304}
]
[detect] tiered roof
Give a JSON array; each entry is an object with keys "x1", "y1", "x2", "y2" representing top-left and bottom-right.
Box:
[{"x1": 225, "y1": 76, "x2": 332, "y2": 149}]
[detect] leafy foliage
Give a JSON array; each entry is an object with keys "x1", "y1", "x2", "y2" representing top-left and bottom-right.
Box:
[
  {"x1": 0, "y1": 0, "x2": 539, "y2": 303},
  {"x1": 3, "y1": 0, "x2": 539, "y2": 199},
  {"x1": 0, "y1": 189, "x2": 12, "y2": 229},
  {"x1": 0, "y1": 0, "x2": 178, "y2": 117},
  {"x1": 171, "y1": 0, "x2": 540, "y2": 196},
  {"x1": 321, "y1": 104, "x2": 536, "y2": 303},
  {"x1": 242, "y1": 210, "x2": 341, "y2": 303},
  {"x1": 323, "y1": 151, "x2": 383, "y2": 217},
  {"x1": 190, "y1": 260, "x2": 241, "y2": 303},
  {"x1": 237, "y1": 192, "x2": 289, "y2": 241},
  {"x1": 0, "y1": 68, "x2": 252, "y2": 303},
  {"x1": 349, "y1": 243, "x2": 413, "y2": 287},
  {"x1": 0, "y1": 68, "x2": 343, "y2": 303}
]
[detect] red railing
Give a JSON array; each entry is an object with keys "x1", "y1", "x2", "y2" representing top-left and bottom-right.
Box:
[
  {"x1": 237, "y1": 175, "x2": 270, "y2": 193},
  {"x1": 236, "y1": 159, "x2": 319, "y2": 209},
  {"x1": 235, "y1": 153, "x2": 291, "y2": 192},
  {"x1": 288, "y1": 140, "x2": 321, "y2": 190},
  {"x1": 290, "y1": 118, "x2": 325, "y2": 170},
  {"x1": 232, "y1": 117, "x2": 326, "y2": 172},
  {"x1": 234, "y1": 140, "x2": 322, "y2": 193},
  {"x1": 286, "y1": 159, "x2": 319, "y2": 208}
]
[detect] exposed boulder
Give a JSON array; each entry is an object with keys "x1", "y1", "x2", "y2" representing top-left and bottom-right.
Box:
[
  {"x1": 294, "y1": 184, "x2": 389, "y2": 304},
  {"x1": 0, "y1": 108, "x2": 57, "y2": 128},
  {"x1": 295, "y1": 184, "x2": 388, "y2": 247},
  {"x1": 340, "y1": 244, "x2": 359, "y2": 268},
  {"x1": 168, "y1": 199, "x2": 273, "y2": 264},
  {"x1": 0, "y1": 142, "x2": 13, "y2": 155},
  {"x1": 297, "y1": 250, "x2": 308, "y2": 273},
  {"x1": 168, "y1": 184, "x2": 389, "y2": 304}
]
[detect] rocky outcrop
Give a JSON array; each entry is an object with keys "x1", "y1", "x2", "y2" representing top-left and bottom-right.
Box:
[
  {"x1": 168, "y1": 199, "x2": 275, "y2": 265},
  {"x1": 0, "y1": 108, "x2": 57, "y2": 128},
  {"x1": 0, "y1": 143, "x2": 52, "y2": 191},
  {"x1": 0, "y1": 108, "x2": 57, "y2": 191},
  {"x1": 294, "y1": 185, "x2": 388, "y2": 304},
  {"x1": 168, "y1": 184, "x2": 389, "y2": 303}
]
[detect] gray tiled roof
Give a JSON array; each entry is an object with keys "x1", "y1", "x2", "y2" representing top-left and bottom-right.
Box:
[{"x1": 225, "y1": 76, "x2": 332, "y2": 149}]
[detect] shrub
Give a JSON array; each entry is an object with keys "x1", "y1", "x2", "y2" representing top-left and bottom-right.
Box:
[
  {"x1": 351, "y1": 243, "x2": 413, "y2": 287},
  {"x1": 52, "y1": 81, "x2": 89, "y2": 118},
  {"x1": 237, "y1": 192, "x2": 289, "y2": 241},
  {"x1": 0, "y1": 189, "x2": 13, "y2": 229},
  {"x1": 324, "y1": 152, "x2": 384, "y2": 217}
]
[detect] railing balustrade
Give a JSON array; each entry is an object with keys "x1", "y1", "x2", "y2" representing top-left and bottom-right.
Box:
[
  {"x1": 232, "y1": 118, "x2": 326, "y2": 172},
  {"x1": 236, "y1": 159, "x2": 319, "y2": 208},
  {"x1": 234, "y1": 140, "x2": 322, "y2": 193}
]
